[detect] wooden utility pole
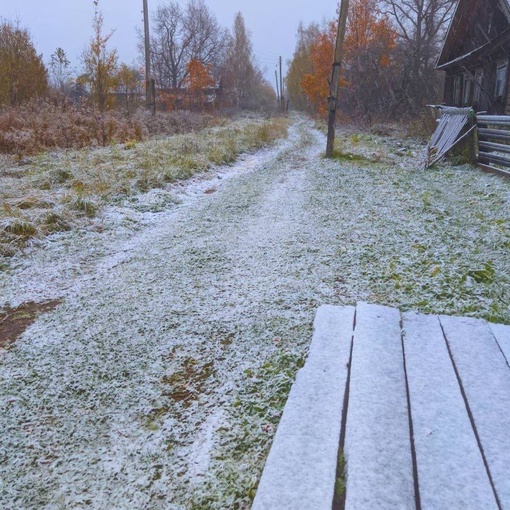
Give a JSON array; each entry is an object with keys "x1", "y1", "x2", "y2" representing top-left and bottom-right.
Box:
[
  {"x1": 275, "y1": 70, "x2": 280, "y2": 107},
  {"x1": 143, "y1": 0, "x2": 155, "y2": 114},
  {"x1": 326, "y1": 0, "x2": 350, "y2": 157},
  {"x1": 279, "y1": 56, "x2": 284, "y2": 111}
]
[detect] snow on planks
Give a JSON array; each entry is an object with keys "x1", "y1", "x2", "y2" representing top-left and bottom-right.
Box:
[
  {"x1": 403, "y1": 312, "x2": 497, "y2": 509},
  {"x1": 252, "y1": 305, "x2": 355, "y2": 510},
  {"x1": 440, "y1": 315, "x2": 510, "y2": 508},
  {"x1": 344, "y1": 302, "x2": 415, "y2": 510},
  {"x1": 490, "y1": 322, "x2": 510, "y2": 367},
  {"x1": 254, "y1": 304, "x2": 509, "y2": 510}
]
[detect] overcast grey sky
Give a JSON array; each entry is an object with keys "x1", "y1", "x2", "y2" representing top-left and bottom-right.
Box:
[{"x1": 1, "y1": 0, "x2": 338, "y2": 84}]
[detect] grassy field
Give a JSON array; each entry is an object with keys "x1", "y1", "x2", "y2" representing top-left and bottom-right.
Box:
[
  {"x1": 0, "y1": 116, "x2": 289, "y2": 259},
  {"x1": 0, "y1": 117, "x2": 509, "y2": 510}
]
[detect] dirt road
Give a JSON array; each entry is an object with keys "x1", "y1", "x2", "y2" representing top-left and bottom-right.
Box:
[{"x1": 0, "y1": 119, "x2": 345, "y2": 509}]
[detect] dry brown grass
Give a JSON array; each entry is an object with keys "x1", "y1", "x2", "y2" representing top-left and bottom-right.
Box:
[
  {"x1": 0, "y1": 116, "x2": 289, "y2": 260},
  {"x1": 0, "y1": 100, "x2": 220, "y2": 156}
]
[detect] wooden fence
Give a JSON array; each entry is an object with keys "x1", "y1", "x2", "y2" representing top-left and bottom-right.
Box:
[{"x1": 477, "y1": 115, "x2": 510, "y2": 174}]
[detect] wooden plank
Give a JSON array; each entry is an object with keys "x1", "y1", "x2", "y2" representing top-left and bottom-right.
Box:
[
  {"x1": 489, "y1": 322, "x2": 510, "y2": 367},
  {"x1": 440, "y1": 315, "x2": 510, "y2": 508},
  {"x1": 479, "y1": 140, "x2": 510, "y2": 154},
  {"x1": 478, "y1": 151, "x2": 510, "y2": 167},
  {"x1": 477, "y1": 163, "x2": 510, "y2": 178},
  {"x1": 478, "y1": 128, "x2": 510, "y2": 142},
  {"x1": 344, "y1": 302, "x2": 415, "y2": 510},
  {"x1": 403, "y1": 312, "x2": 498, "y2": 509},
  {"x1": 477, "y1": 115, "x2": 510, "y2": 125},
  {"x1": 253, "y1": 305, "x2": 355, "y2": 510}
]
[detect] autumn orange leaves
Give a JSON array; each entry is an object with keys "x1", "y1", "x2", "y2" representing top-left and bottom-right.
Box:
[{"x1": 292, "y1": 0, "x2": 396, "y2": 117}]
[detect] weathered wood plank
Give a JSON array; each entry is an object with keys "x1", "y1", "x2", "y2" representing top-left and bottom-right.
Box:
[
  {"x1": 478, "y1": 163, "x2": 510, "y2": 178},
  {"x1": 478, "y1": 128, "x2": 510, "y2": 142},
  {"x1": 479, "y1": 140, "x2": 510, "y2": 154},
  {"x1": 344, "y1": 302, "x2": 415, "y2": 510},
  {"x1": 440, "y1": 315, "x2": 510, "y2": 508},
  {"x1": 477, "y1": 115, "x2": 510, "y2": 125},
  {"x1": 489, "y1": 322, "x2": 510, "y2": 367},
  {"x1": 403, "y1": 312, "x2": 498, "y2": 509},
  {"x1": 478, "y1": 151, "x2": 510, "y2": 168},
  {"x1": 252, "y1": 305, "x2": 355, "y2": 510}
]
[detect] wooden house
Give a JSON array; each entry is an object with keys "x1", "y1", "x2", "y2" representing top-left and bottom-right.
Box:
[{"x1": 437, "y1": 0, "x2": 510, "y2": 114}]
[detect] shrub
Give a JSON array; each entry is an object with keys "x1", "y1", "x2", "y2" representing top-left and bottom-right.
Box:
[{"x1": 0, "y1": 101, "x2": 219, "y2": 155}]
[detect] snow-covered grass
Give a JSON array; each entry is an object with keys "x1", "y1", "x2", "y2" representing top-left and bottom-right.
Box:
[
  {"x1": 0, "y1": 116, "x2": 289, "y2": 259},
  {"x1": 0, "y1": 116, "x2": 509, "y2": 509},
  {"x1": 324, "y1": 129, "x2": 510, "y2": 324}
]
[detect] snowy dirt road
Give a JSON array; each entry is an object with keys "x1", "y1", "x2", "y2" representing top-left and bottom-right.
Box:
[
  {"x1": 1, "y1": 116, "x2": 509, "y2": 509},
  {"x1": 0, "y1": 119, "x2": 343, "y2": 509}
]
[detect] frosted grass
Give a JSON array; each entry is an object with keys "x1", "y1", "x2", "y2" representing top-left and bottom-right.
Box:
[{"x1": 0, "y1": 116, "x2": 509, "y2": 509}]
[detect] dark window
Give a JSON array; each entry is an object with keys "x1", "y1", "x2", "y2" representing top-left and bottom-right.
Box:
[
  {"x1": 473, "y1": 69, "x2": 483, "y2": 104},
  {"x1": 453, "y1": 75, "x2": 462, "y2": 105},
  {"x1": 495, "y1": 61, "x2": 508, "y2": 98},
  {"x1": 463, "y1": 73, "x2": 471, "y2": 105}
]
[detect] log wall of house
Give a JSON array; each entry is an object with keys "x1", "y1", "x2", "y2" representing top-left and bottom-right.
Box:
[{"x1": 438, "y1": 0, "x2": 510, "y2": 114}]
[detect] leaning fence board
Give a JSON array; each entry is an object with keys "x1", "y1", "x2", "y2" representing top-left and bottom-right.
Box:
[
  {"x1": 403, "y1": 312, "x2": 497, "y2": 509},
  {"x1": 439, "y1": 315, "x2": 510, "y2": 508},
  {"x1": 252, "y1": 305, "x2": 355, "y2": 510},
  {"x1": 344, "y1": 302, "x2": 415, "y2": 510},
  {"x1": 427, "y1": 108, "x2": 471, "y2": 168}
]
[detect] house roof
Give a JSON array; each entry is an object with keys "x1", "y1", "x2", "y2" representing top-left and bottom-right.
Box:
[{"x1": 437, "y1": 0, "x2": 510, "y2": 69}]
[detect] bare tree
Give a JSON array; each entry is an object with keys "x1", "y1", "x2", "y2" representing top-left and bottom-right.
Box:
[
  {"x1": 382, "y1": 0, "x2": 455, "y2": 111},
  {"x1": 49, "y1": 47, "x2": 72, "y2": 97},
  {"x1": 185, "y1": 0, "x2": 228, "y2": 67},
  {"x1": 150, "y1": 0, "x2": 227, "y2": 91}
]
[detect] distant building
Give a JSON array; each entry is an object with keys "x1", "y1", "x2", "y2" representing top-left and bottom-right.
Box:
[{"x1": 437, "y1": 0, "x2": 510, "y2": 114}]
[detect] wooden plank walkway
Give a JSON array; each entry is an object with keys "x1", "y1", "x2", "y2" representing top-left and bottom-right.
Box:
[{"x1": 253, "y1": 303, "x2": 510, "y2": 510}]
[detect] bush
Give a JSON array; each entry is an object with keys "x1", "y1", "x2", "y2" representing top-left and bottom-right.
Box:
[
  {"x1": 0, "y1": 101, "x2": 220, "y2": 155},
  {"x1": 406, "y1": 108, "x2": 439, "y2": 140}
]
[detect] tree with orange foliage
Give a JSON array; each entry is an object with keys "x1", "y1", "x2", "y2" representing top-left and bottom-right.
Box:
[
  {"x1": 300, "y1": 23, "x2": 336, "y2": 116},
  {"x1": 186, "y1": 58, "x2": 215, "y2": 110},
  {"x1": 292, "y1": 0, "x2": 397, "y2": 119},
  {"x1": 342, "y1": 0, "x2": 397, "y2": 117}
]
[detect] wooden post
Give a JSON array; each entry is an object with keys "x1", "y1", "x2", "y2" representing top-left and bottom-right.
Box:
[
  {"x1": 151, "y1": 78, "x2": 156, "y2": 115},
  {"x1": 326, "y1": 0, "x2": 350, "y2": 158},
  {"x1": 275, "y1": 70, "x2": 280, "y2": 108},
  {"x1": 468, "y1": 108, "x2": 477, "y2": 164},
  {"x1": 279, "y1": 56, "x2": 284, "y2": 111},
  {"x1": 143, "y1": 0, "x2": 154, "y2": 113}
]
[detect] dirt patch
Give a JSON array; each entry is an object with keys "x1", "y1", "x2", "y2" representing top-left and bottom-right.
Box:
[
  {"x1": 162, "y1": 357, "x2": 215, "y2": 405},
  {"x1": 0, "y1": 299, "x2": 62, "y2": 350}
]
